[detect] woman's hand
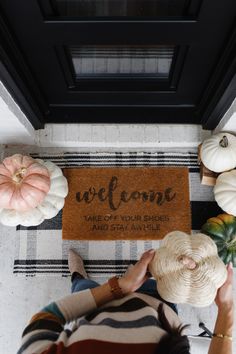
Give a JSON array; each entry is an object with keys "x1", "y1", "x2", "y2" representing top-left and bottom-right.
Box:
[
  {"x1": 215, "y1": 262, "x2": 234, "y2": 313},
  {"x1": 119, "y1": 249, "x2": 155, "y2": 294}
]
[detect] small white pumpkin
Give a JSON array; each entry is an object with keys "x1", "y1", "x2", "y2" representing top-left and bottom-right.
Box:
[
  {"x1": 201, "y1": 132, "x2": 236, "y2": 172},
  {"x1": 0, "y1": 159, "x2": 68, "y2": 226},
  {"x1": 214, "y1": 170, "x2": 236, "y2": 216},
  {"x1": 149, "y1": 231, "x2": 227, "y2": 307}
]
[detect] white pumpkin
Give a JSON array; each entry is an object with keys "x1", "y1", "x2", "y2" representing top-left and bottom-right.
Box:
[
  {"x1": 201, "y1": 132, "x2": 236, "y2": 172},
  {"x1": 149, "y1": 231, "x2": 227, "y2": 307},
  {"x1": 214, "y1": 170, "x2": 236, "y2": 216},
  {"x1": 0, "y1": 159, "x2": 68, "y2": 226}
]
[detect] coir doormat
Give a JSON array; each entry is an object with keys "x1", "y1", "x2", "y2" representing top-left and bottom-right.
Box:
[{"x1": 62, "y1": 167, "x2": 191, "y2": 240}]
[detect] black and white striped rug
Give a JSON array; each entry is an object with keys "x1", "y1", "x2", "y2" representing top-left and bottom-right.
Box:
[{"x1": 13, "y1": 151, "x2": 221, "y2": 278}]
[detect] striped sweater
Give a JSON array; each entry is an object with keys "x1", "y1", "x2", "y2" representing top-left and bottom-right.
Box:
[{"x1": 18, "y1": 290, "x2": 181, "y2": 354}]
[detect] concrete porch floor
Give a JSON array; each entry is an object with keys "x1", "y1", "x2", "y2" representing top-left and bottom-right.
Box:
[{"x1": 0, "y1": 125, "x2": 235, "y2": 354}]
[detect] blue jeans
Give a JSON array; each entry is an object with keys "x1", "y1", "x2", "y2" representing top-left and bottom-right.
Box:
[{"x1": 71, "y1": 277, "x2": 178, "y2": 314}]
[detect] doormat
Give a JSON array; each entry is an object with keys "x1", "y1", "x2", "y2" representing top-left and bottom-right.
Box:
[
  {"x1": 13, "y1": 151, "x2": 222, "y2": 279},
  {"x1": 62, "y1": 167, "x2": 191, "y2": 240}
]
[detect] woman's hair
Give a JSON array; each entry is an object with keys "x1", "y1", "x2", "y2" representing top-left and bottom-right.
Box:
[{"x1": 156, "y1": 303, "x2": 191, "y2": 354}]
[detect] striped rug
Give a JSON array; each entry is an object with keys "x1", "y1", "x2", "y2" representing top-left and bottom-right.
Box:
[{"x1": 13, "y1": 151, "x2": 222, "y2": 279}]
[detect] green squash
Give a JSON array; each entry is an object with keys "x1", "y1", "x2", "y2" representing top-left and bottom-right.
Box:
[{"x1": 201, "y1": 213, "x2": 236, "y2": 267}]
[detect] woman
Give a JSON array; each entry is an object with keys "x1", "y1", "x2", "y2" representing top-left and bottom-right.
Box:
[{"x1": 17, "y1": 249, "x2": 233, "y2": 354}]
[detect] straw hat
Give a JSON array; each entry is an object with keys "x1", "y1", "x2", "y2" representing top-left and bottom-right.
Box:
[{"x1": 149, "y1": 231, "x2": 227, "y2": 307}]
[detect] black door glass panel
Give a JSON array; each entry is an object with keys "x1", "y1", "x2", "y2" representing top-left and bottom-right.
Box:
[
  {"x1": 69, "y1": 45, "x2": 174, "y2": 78},
  {"x1": 43, "y1": 0, "x2": 201, "y2": 17}
]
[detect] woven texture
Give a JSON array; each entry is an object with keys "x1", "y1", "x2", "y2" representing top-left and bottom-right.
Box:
[
  {"x1": 13, "y1": 151, "x2": 222, "y2": 279},
  {"x1": 62, "y1": 167, "x2": 191, "y2": 240},
  {"x1": 149, "y1": 231, "x2": 227, "y2": 307}
]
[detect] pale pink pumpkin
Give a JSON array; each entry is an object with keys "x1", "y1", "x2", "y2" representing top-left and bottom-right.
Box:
[{"x1": 0, "y1": 154, "x2": 50, "y2": 211}]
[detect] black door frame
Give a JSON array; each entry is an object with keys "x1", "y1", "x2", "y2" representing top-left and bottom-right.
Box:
[{"x1": 0, "y1": 1, "x2": 236, "y2": 129}]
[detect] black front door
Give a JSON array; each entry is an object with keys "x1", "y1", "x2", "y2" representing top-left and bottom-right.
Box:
[{"x1": 0, "y1": 0, "x2": 236, "y2": 129}]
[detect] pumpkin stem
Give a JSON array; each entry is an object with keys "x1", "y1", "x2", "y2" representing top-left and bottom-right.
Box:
[
  {"x1": 178, "y1": 255, "x2": 197, "y2": 270},
  {"x1": 219, "y1": 135, "x2": 228, "y2": 148},
  {"x1": 12, "y1": 167, "x2": 27, "y2": 183}
]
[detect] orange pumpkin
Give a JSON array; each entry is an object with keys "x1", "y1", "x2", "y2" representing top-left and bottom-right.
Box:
[{"x1": 0, "y1": 154, "x2": 50, "y2": 211}]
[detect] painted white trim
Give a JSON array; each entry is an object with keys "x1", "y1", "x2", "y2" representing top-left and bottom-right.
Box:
[
  {"x1": 214, "y1": 97, "x2": 236, "y2": 133},
  {"x1": 0, "y1": 81, "x2": 35, "y2": 144},
  {"x1": 35, "y1": 123, "x2": 210, "y2": 149}
]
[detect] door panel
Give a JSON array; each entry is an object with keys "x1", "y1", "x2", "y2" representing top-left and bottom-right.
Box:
[{"x1": 0, "y1": 0, "x2": 236, "y2": 128}]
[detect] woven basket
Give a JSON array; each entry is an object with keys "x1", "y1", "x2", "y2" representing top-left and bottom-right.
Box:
[{"x1": 149, "y1": 231, "x2": 227, "y2": 307}]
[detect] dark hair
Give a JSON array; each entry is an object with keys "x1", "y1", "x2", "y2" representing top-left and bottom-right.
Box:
[{"x1": 156, "y1": 303, "x2": 190, "y2": 354}]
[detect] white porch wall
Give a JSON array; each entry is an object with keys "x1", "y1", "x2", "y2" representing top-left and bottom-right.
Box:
[
  {"x1": 0, "y1": 81, "x2": 35, "y2": 145},
  {"x1": 214, "y1": 97, "x2": 236, "y2": 133}
]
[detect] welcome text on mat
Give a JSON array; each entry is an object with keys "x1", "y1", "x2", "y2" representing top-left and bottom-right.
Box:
[{"x1": 76, "y1": 176, "x2": 176, "y2": 211}]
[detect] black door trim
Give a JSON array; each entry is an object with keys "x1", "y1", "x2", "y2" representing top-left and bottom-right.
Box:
[{"x1": 0, "y1": 12, "x2": 47, "y2": 129}]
